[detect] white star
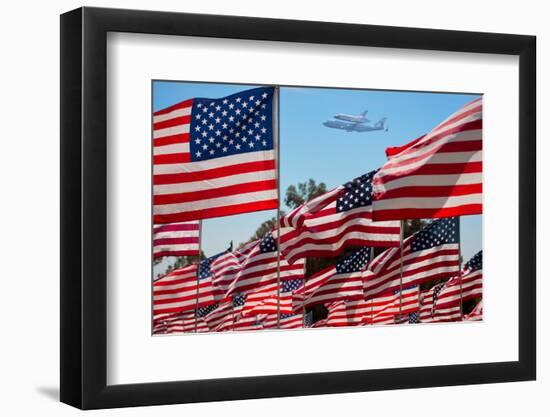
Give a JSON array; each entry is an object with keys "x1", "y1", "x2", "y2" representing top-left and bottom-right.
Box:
[
  {"x1": 262, "y1": 140, "x2": 267, "y2": 146},
  {"x1": 229, "y1": 103, "x2": 234, "y2": 109},
  {"x1": 216, "y1": 142, "x2": 221, "y2": 148},
  {"x1": 222, "y1": 123, "x2": 228, "y2": 129},
  {"x1": 201, "y1": 131, "x2": 207, "y2": 138},
  {"x1": 229, "y1": 116, "x2": 234, "y2": 122},
  {"x1": 222, "y1": 99, "x2": 228, "y2": 104},
  {"x1": 208, "y1": 112, "x2": 214, "y2": 118},
  {"x1": 208, "y1": 137, "x2": 215, "y2": 143},
  {"x1": 235, "y1": 109, "x2": 241, "y2": 115},
  {"x1": 242, "y1": 102, "x2": 248, "y2": 108},
  {"x1": 195, "y1": 138, "x2": 201, "y2": 144},
  {"x1": 215, "y1": 130, "x2": 221, "y2": 136},
  {"x1": 197, "y1": 103, "x2": 203, "y2": 108},
  {"x1": 196, "y1": 151, "x2": 201, "y2": 157},
  {"x1": 261, "y1": 92, "x2": 268, "y2": 99},
  {"x1": 235, "y1": 144, "x2": 241, "y2": 149},
  {"x1": 255, "y1": 134, "x2": 261, "y2": 140},
  {"x1": 261, "y1": 115, "x2": 267, "y2": 121},
  {"x1": 236, "y1": 97, "x2": 242, "y2": 102},
  {"x1": 222, "y1": 146, "x2": 228, "y2": 152},
  {"x1": 222, "y1": 110, "x2": 227, "y2": 116},
  {"x1": 195, "y1": 126, "x2": 201, "y2": 132},
  {"x1": 208, "y1": 124, "x2": 214, "y2": 131},
  {"x1": 195, "y1": 114, "x2": 201, "y2": 120},
  {"x1": 254, "y1": 122, "x2": 260, "y2": 128},
  {"x1": 261, "y1": 104, "x2": 266, "y2": 109},
  {"x1": 215, "y1": 117, "x2": 221, "y2": 123},
  {"x1": 255, "y1": 100, "x2": 261, "y2": 106},
  {"x1": 215, "y1": 105, "x2": 221, "y2": 111},
  {"x1": 248, "y1": 141, "x2": 254, "y2": 148},
  {"x1": 261, "y1": 128, "x2": 267, "y2": 133},
  {"x1": 202, "y1": 107, "x2": 208, "y2": 113},
  {"x1": 201, "y1": 119, "x2": 207, "y2": 125},
  {"x1": 202, "y1": 144, "x2": 208, "y2": 150},
  {"x1": 249, "y1": 95, "x2": 255, "y2": 101},
  {"x1": 209, "y1": 149, "x2": 214, "y2": 155}
]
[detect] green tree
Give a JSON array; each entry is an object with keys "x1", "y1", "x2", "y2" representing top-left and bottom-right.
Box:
[{"x1": 284, "y1": 179, "x2": 327, "y2": 210}]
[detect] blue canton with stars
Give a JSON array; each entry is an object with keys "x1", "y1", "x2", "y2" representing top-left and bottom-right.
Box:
[
  {"x1": 408, "y1": 311, "x2": 420, "y2": 323},
  {"x1": 282, "y1": 279, "x2": 304, "y2": 293},
  {"x1": 335, "y1": 247, "x2": 371, "y2": 274},
  {"x1": 304, "y1": 311, "x2": 313, "y2": 327},
  {"x1": 197, "y1": 303, "x2": 218, "y2": 317},
  {"x1": 189, "y1": 87, "x2": 274, "y2": 161},
  {"x1": 464, "y1": 250, "x2": 482, "y2": 272},
  {"x1": 431, "y1": 281, "x2": 446, "y2": 312},
  {"x1": 337, "y1": 170, "x2": 377, "y2": 213},
  {"x1": 198, "y1": 250, "x2": 227, "y2": 280},
  {"x1": 410, "y1": 217, "x2": 459, "y2": 253},
  {"x1": 233, "y1": 294, "x2": 246, "y2": 308},
  {"x1": 259, "y1": 232, "x2": 278, "y2": 254}
]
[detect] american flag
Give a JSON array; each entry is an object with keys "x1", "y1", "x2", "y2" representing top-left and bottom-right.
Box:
[
  {"x1": 362, "y1": 286, "x2": 420, "y2": 324},
  {"x1": 153, "y1": 221, "x2": 200, "y2": 259},
  {"x1": 262, "y1": 312, "x2": 304, "y2": 329},
  {"x1": 153, "y1": 264, "x2": 217, "y2": 316},
  {"x1": 198, "y1": 302, "x2": 231, "y2": 330},
  {"x1": 324, "y1": 301, "x2": 349, "y2": 327},
  {"x1": 153, "y1": 311, "x2": 209, "y2": 334},
  {"x1": 363, "y1": 217, "x2": 460, "y2": 299},
  {"x1": 198, "y1": 250, "x2": 231, "y2": 301},
  {"x1": 209, "y1": 240, "x2": 257, "y2": 291},
  {"x1": 465, "y1": 300, "x2": 483, "y2": 321},
  {"x1": 435, "y1": 250, "x2": 482, "y2": 309},
  {"x1": 223, "y1": 231, "x2": 305, "y2": 298},
  {"x1": 278, "y1": 171, "x2": 400, "y2": 264},
  {"x1": 345, "y1": 299, "x2": 372, "y2": 325},
  {"x1": 153, "y1": 87, "x2": 278, "y2": 223},
  {"x1": 242, "y1": 279, "x2": 303, "y2": 317},
  {"x1": 367, "y1": 286, "x2": 420, "y2": 322},
  {"x1": 297, "y1": 247, "x2": 370, "y2": 308},
  {"x1": 418, "y1": 281, "x2": 446, "y2": 321},
  {"x1": 371, "y1": 97, "x2": 482, "y2": 221}
]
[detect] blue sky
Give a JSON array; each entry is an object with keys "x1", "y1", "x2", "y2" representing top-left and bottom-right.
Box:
[{"x1": 153, "y1": 81, "x2": 482, "y2": 271}]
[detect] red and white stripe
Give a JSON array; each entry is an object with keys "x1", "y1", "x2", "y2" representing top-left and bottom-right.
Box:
[
  {"x1": 372, "y1": 97, "x2": 482, "y2": 220},
  {"x1": 297, "y1": 264, "x2": 364, "y2": 308},
  {"x1": 153, "y1": 99, "x2": 278, "y2": 223},
  {"x1": 278, "y1": 187, "x2": 399, "y2": 265},
  {"x1": 435, "y1": 269, "x2": 482, "y2": 309},
  {"x1": 153, "y1": 221, "x2": 200, "y2": 259},
  {"x1": 325, "y1": 301, "x2": 349, "y2": 327},
  {"x1": 262, "y1": 313, "x2": 304, "y2": 329},
  {"x1": 241, "y1": 284, "x2": 293, "y2": 317},
  {"x1": 363, "y1": 235, "x2": 459, "y2": 299},
  {"x1": 153, "y1": 264, "x2": 216, "y2": 315},
  {"x1": 153, "y1": 311, "x2": 209, "y2": 334},
  {"x1": 222, "y1": 235, "x2": 305, "y2": 298},
  {"x1": 202, "y1": 302, "x2": 234, "y2": 330},
  {"x1": 368, "y1": 287, "x2": 420, "y2": 322}
]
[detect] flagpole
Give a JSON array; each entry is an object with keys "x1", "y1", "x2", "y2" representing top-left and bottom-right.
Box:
[
  {"x1": 457, "y1": 217, "x2": 463, "y2": 320},
  {"x1": 399, "y1": 220, "x2": 405, "y2": 316},
  {"x1": 194, "y1": 219, "x2": 203, "y2": 333},
  {"x1": 370, "y1": 246, "x2": 375, "y2": 326},
  {"x1": 274, "y1": 86, "x2": 281, "y2": 329}
]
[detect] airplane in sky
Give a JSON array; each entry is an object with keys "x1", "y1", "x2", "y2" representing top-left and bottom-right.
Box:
[
  {"x1": 323, "y1": 111, "x2": 388, "y2": 133},
  {"x1": 333, "y1": 110, "x2": 369, "y2": 124}
]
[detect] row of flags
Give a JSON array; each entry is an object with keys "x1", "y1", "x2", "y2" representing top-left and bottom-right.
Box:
[
  {"x1": 153, "y1": 218, "x2": 483, "y2": 332},
  {"x1": 151, "y1": 86, "x2": 483, "y2": 333}
]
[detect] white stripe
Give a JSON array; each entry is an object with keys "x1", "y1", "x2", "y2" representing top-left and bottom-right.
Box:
[
  {"x1": 374, "y1": 172, "x2": 482, "y2": 193},
  {"x1": 153, "y1": 244, "x2": 199, "y2": 254},
  {"x1": 154, "y1": 169, "x2": 276, "y2": 195},
  {"x1": 153, "y1": 106, "x2": 192, "y2": 123},
  {"x1": 153, "y1": 142, "x2": 190, "y2": 156},
  {"x1": 154, "y1": 189, "x2": 278, "y2": 214},
  {"x1": 371, "y1": 194, "x2": 482, "y2": 210},
  {"x1": 153, "y1": 150, "x2": 275, "y2": 175},
  {"x1": 379, "y1": 149, "x2": 482, "y2": 177},
  {"x1": 153, "y1": 124, "x2": 190, "y2": 139}
]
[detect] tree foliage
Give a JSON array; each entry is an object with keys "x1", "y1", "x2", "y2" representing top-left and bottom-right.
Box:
[{"x1": 284, "y1": 179, "x2": 327, "y2": 210}]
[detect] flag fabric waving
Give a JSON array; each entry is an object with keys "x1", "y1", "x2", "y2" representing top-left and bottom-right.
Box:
[
  {"x1": 435, "y1": 250, "x2": 482, "y2": 309},
  {"x1": 372, "y1": 97, "x2": 482, "y2": 221},
  {"x1": 363, "y1": 286, "x2": 420, "y2": 324},
  {"x1": 153, "y1": 221, "x2": 200, "y2": 259},
  {"x1": 153, "y1": 264, "x2": 217, "y2": 316},
  {"x1": 278, "y1": 171, "x2": 400, "y2": 264},
  {"x1": 465, "y1": 300, "x2": 483, "y2": 321},
  {"x1": 363, "y1": 217, "x2": 460, "y2": 299},
  {"x1": 223, "y1": 232, "x2": 305, "y2": 298},
  {"x1": 153, "y1": 87, "x2": 278, "y2": 223},
  {"x1": 297, "y1": 247, "x2": 370, "y2": 308}
]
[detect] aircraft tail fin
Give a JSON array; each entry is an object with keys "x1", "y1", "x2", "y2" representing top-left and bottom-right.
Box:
[
  {"x1": 361, "y1": 110, "x2": 369, "y2": 117},
  {"x1": 375, "y1": 117, "x2": 387, "y2": 128}
]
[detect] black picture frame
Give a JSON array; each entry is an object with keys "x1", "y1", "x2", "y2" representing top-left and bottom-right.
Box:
[{"x1": 60, "y1": 6, "x2": 536, "y2": 410}]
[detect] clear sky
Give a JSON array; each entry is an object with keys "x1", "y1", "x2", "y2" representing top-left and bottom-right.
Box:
[{"x1": 153, "y1": 80, "x2": 482, "y2": 272}]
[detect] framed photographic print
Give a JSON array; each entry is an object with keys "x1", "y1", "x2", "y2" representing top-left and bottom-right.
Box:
[{"x1": 60, "y1": 6, "x2": 536, "y2": 410}]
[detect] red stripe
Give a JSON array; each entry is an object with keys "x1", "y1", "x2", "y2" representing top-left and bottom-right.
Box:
[
  {"x1": 434, "y1": 103, "x2": 482, "y2": 132},
  {"x1": 154, "y1": 152, "x2": 192, "y2": 165},
  {"x1": 372, "y1": 204, "x2": 482, "y2": 221},
  {"x1": 154, "y1": 199, "x2": 278, "y2": 223},
  {"x1": 153, "y1": 114, "x2": 191, "y2": 130},
  {"x1": 376, "y1": 183, "x2": 482, "y2": 199},
  {"x1": 375, "y1": 161, "x2": 482, "y2": 185},
  {"x1": 153, "y1": 250, "x2": 200, "y2": 259},
  {"x1": 153, "y1": 99, "x2": 193, "y2": 116},
  {"x1": 154, "y1": 159, "x2": 276, "y2": 185},
  {"x1": 153, "y1": 223, "x2": 199, "y2": 232},
  {"x1": 154, "y1": 133, "x2": 190, "y2": 148},
  {"x1": 154, "y1": 179, "x2": 277, "y2": 205},
  {"x1": 383, "y1": 139, "x2": 482, "y2": 170},
  {"x1": 153, "y1": 237, "x2": 200, "y2": 246}
]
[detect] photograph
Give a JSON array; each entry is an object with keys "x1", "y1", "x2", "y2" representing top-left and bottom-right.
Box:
[{"x1": 151, "y1": 81, "x2": 483, "y2": 334}]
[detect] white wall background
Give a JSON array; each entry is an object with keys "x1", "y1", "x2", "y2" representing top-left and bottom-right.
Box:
[{"x1": 0, "y1": 0, "x2": 545, "y2": 415}]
